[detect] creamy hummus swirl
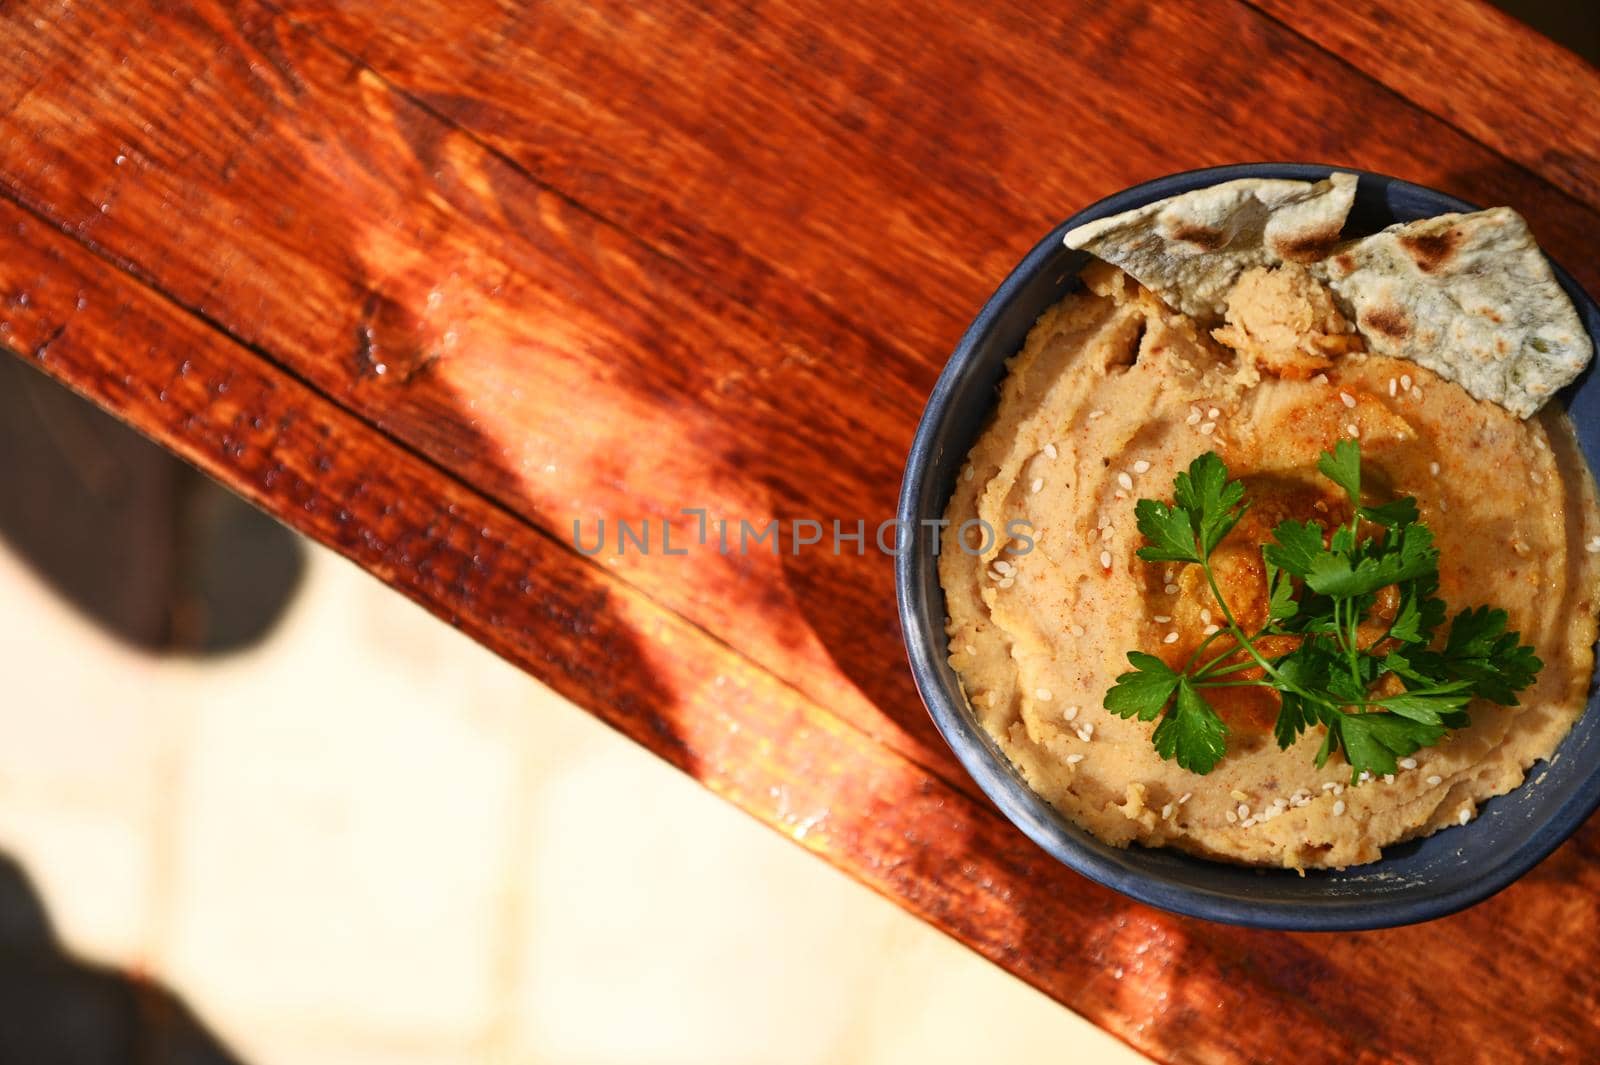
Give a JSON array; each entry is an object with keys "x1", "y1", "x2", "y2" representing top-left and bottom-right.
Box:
[{"x1": 940, "y1": 262, "x2": 1600, "y2": 870}]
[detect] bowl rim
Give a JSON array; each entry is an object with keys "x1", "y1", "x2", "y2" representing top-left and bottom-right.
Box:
[{"x1": 894, "y1": 161, "x2": 1600, "y2": 930}]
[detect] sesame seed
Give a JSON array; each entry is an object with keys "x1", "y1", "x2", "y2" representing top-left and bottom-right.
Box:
[
  {"x1": 1076, "y1": 724, "x2": 1095, "y2": 742},
  {"x1": 1383, "y1": 774, "x2": 1395, "y2": 785},
  {"x1": 1388, "y1": 378, "x2": 1397, "y2": 397},
  {"x1": 1067, "y1": 754, "x2": 1085, "y2": 765},
  {"x1": 1199, "y1": 421, "x2": 1216, "y2": 435},
  {"x1": 964, "y1": 643, "x2": 976, "y2": 654},
  {"x1": 1203, "y1": 624, "x2": 1220, "y2": 636},
  {"x1": 1333, "y1": 800, "x2": 1346, "y2": 816},
  {"x1": 1133, "y1": 459, "x2": 1151, "y2": 474},
  {"x1": 1035, "y1": 688, "x2": 1053, "y2": 701},
  {"x1": 1161, "y1": 803, "x2": 1174, "y2": 819},
  {"x1": 1088, "y1": 409, "x2": 1105, "y2": 420},
  {"x1": 1237, "y1": 803, "x2": 1250, "y2": 818},
  {"x1": 1030, "y1": 477, "x2": 1044, "y2": 494},
  {"x1": 1401, "y1": 373, "x2": 1412, "y2": 390},
  {"x1": 1179, "y1": 793, "x2": 1192, "y2": 804},
  {"x1": 1230, "y1": 789, "x2": 1249, "y2": 801},
  {"x1": 1332, "y1": 784, "x2": 1344, "y2": 795},
  {"x1": 1241, "y1": 817, "x2": 1256, "y2": 828},
  {"x1": 1186, "y1": 408, "x2": 1202, "y2": 425},
  {"x1": 1340, "y1": 391, "x2": 1356, "y2": 408},
  {"x1": 1311, "y1": 373, "x2": 1329, "y2": 385},
  {"x1": 1430, "y1": 461, "x2": 1440, "y2": 477},
  {"x1": 1427, "y1": 775, "x2": 1442, "y2": 786},
  {"x1": 963, "y1": 465, "x2": 974, "y2": 481},
  {"x1": 1044, "y1": 442, "x2": 1058, "y2": 459},
  {"x1": 1534, "y1": 436, "x2": 1547, "y2": 451},
  {"x1": 1097, "y1": 514, "x2": 1111, "y2": 529},
  {"x1": 1207, "y1": 407, "x2": 1220, "y2": 419},
  {"x1": 1153, "y1": 614, "x2": 1172, "y2": 623},
  {"x1": 1099, "y1": 550, "x2": 1112, "y2": 569},
  {"x1": 1399, "y1": 757, "x2": 1417, "y2": 770},
  {"x1": 1271, "y1": 798, "x2": 1287, "y2": 811},
  {"x1": 1412, "y1": 387, "x2": 1423, "y2": 402},
  {"x1": 1531, "y1": 471, "x2": 1544, "y2": 485},
  {"x1": 1064, "y1": 705, "x2": 1080, "y2": 721},
  {"x1": 1199, "y1": 608, "x2": 1212, "y2": 624},
  {"x1": 1117, "y1": 472, "x2": 1134, "y2": 490},
  {"x1": 1100, "y1": 526, "x2": 1115, "y2": 542},
  {"x1": 1225, "y1": 810, "x2": 1238, "y2": 823},
  {"x1": 994, "y1": 559, "x2": 1013, "y2": 574},
  {"x1": 1458, "y1": 808, "x2": 1471, "y2": 826},
  {"x1": 1163, "y1": 631, "x2": 1179, "y2": 644},
  {"x1": 1321, "y1": 782, "x2": 1336, "y2": 791},
  {"x1": 997, "y1": 577, "x2": 1015, "y2": 588},
  {"x1": 1070, "y1": 624, "x2": 1085, "y2": 637},
  {"x1": 1164, "y1": 583, "x2": 1179, "y2": 595},
  {"x1": 1346, "y1": 423, "x2": 1360, "y2": 438}
]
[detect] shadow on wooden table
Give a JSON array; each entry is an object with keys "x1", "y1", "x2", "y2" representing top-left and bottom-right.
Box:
[
  {"x1": 0, "y1": 851, "x2": 243, "y2": 1065},
  {"x1": 0, "y1": 357, "x2": 305, "y2": 655}
]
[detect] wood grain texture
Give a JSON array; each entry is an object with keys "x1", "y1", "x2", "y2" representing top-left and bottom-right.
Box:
[
  {"x1": 1251, "y1": 0, "x2": 1600, "y2": 211},
  {"x1": 270, "y1": 0, "x2": 1600, "y2": 364},
  {"x1": 0, "y1": 0, "x2": 971, "y2": 801},
  {"x1": 5, "y1": 0, "x2": 1600, "y2": 1060}
]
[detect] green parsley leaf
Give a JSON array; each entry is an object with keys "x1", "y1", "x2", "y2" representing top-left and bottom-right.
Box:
[
  {"x1": 1172, "y1": 452, "x2": 1248, "y2": 555},
  {"x1": 1375, "y1": 682, "x2": 1474, "y2": 724},
  {"x1": 1266, "y1": 560, "x2": 1299, "y2": 622},
  {"x1": 1133, "y1": 499, "x2": 1201, "y2": 564},
  {"x1": 1151, "y1": 678, "x2": 1228, "y2": 774},
  {"x1": 1439, "y1": 606, "x2": 1543, "y2": 705},
  {"x1": 1331, "y1": 711, "x2": 1444, "y2": 780},
  {"x1": 1317, "y1": 439, "x2": 1362, "y2": 506},
  {"x1": 1262, "y1": 519, "x2": 1325, "y2": 577},
  {"x1": 1361, "y1": 497, "x2": 1421, "y2": 528},
  {"x1": 1104, "y1": 652, "x2": 1181, "y2": 722},
  {"x1": 1303, "y1": 523, "x2": 1438, "y2": 598}
]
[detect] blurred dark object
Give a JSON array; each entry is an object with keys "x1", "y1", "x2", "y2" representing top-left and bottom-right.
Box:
[
  {"x1": 0, "y1": 356, "x2": 303, "y2": 654},
  {"x1": 0, "y1": 853, "x2": 241, "y2": 1065},
  {"x1": 1493, "y1": 0, "x2": 1600, "y2": 65}
]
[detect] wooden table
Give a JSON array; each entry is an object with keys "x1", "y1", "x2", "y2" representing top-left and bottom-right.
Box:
[{"x1": 4, "y1": 1, "x2": 1599, "y2": 1060}]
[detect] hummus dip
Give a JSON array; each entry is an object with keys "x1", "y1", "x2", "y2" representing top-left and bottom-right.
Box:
[{"x1": 940, "y1": 261, "x2": 1600, "y2": 870}]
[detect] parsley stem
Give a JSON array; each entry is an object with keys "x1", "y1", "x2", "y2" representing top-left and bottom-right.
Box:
[
  {"x1": 1198, "y1": 566, "x2": 1346, "y2": 714},
  {"x1": 1201, "y1": 567, "x2": 1299, "y2": 693},
  {"x1": 1180, "y1": 627, "x2": 1228, "y2": 673}
]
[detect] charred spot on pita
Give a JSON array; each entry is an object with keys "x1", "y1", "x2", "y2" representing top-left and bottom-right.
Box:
[
  {"x1": 1361, "y1": 305, "x2": 1411, "y2": 339},
  {"x1": 1398, "y1": 228, "x2": 1462, "y2": 273},
  {"x1": 1162, "y1": 222, "x2": 1228, "y2": 250},
  {"x1": 1272, "y1": 225, "x2": 1341, "y2": 263}
]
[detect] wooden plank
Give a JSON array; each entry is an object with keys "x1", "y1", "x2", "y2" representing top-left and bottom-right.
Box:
[
  {"x1": 9, "y1": 169, "x2": 1600, "y2": 1065},
  {"x1": 0, "y1": 0, "x2": 970, "y2": 797},
  {"x1": 1250, "y1": 0, "x2": 1600, "y2": 211},
  {"x1": 268, "y1": 0, "x2": 1600, "y2": 369}
]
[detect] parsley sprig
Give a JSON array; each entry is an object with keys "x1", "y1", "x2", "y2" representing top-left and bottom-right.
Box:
[{"x1": 1104, "y1": 442, "x2": 1542, "y2": 781}]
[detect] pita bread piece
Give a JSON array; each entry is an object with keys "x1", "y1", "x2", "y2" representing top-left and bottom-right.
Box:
[
  {"x1": 1063, "y1": 173, "x2": 1357, "y2": 320},
  {"x1": 1318, "y1": 208, "x2": 1592, "y2": 418}
]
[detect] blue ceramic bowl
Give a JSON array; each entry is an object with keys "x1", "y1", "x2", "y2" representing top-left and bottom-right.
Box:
[{"x1": 895, "y1": 163, "x2": 1600, "y2": 930}]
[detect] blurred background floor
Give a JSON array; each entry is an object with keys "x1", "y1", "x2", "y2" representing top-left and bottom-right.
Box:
[{"x1": 0, "y1": 360, "x2": 1149, "y2": 1063}]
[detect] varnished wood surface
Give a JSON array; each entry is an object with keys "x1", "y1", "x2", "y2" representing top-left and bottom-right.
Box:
[{"x1": 3, "y1": 1, "x2": 1600, "y2": 1061}]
